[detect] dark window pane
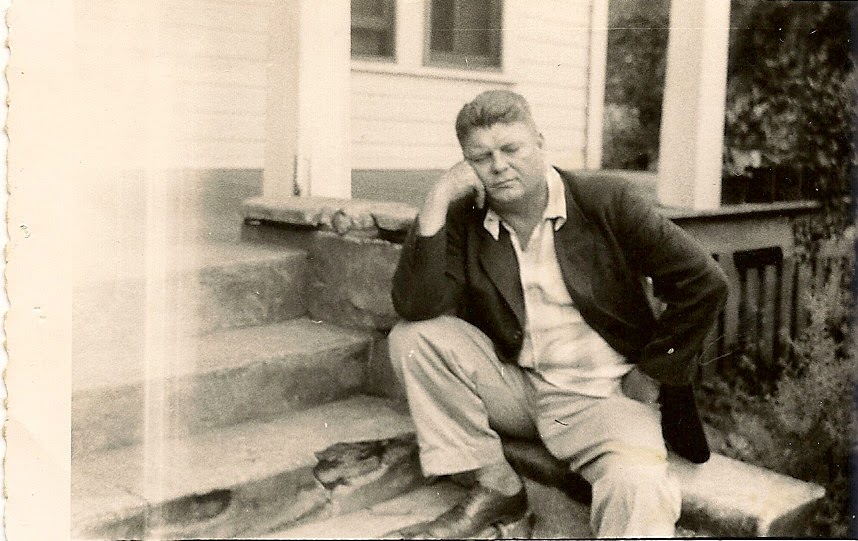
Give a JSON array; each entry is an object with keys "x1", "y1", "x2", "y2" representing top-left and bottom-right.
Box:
[
  {"x1": 428, "y1": 0, "x2": 502, "y2": 69},
  {"x1": 351, "y1": 0, "x2": 395, "y2": 59}
]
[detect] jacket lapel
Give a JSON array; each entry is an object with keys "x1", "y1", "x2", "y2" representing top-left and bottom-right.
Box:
[
  {"x1": 554, "y1": 172, "x2": 595, "y2": 304},
  {"x1": 477, "y1": 226, "x2": 526, "y2": 328}
]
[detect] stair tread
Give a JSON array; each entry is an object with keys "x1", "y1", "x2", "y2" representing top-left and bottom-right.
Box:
[
  {"x1": 503, "y1": 438, "x2": 825, "y2": 536},
  {"x1": 72, "y1": 395, "x2": 413, "y2": 530},
  {"x1": 265, "y1": 478, "x2": 602, "y2": 539},
  {"x1": 74, "y1": 317, "x2": 370, "y2": 392},
  {"x1": 263, "y1": 482, "x2": 469, "y2": 539}
]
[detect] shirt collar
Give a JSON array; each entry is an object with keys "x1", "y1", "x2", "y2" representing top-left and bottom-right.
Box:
[{"x1": 483, "y1": 166, "x2": 567, "y2": 240}]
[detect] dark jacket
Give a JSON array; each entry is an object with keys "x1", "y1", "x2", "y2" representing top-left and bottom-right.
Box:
[{"x1": 392, "y1": 169, "x2": 729, "y2": 463}]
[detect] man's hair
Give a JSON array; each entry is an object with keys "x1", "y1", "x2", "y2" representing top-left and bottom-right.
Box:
[{"x1": 455, "y1": 90, "x2": 538, "y2": 143}]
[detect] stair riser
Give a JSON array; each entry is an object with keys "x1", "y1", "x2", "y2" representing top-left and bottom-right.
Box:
[
  {"x1": 307, "y1": 233, "x2": 401, "y2": 331},
  {"x1": 197, "y1": 258, "x2": 307, "y2": 334},
  {"x1": 73, "y1": 255, "x2": 307, "y2": 355},
  {"x1": 72, "y1": 342, "x2": 369, "y2": 456}
]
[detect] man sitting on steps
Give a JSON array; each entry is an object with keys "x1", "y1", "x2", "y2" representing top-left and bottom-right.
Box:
[{"x1": 384, "y1": 89, "x2": 729, "y2": 538}]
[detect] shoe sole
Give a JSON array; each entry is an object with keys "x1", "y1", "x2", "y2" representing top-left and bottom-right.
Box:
[{"x1": 473, "y1": 511, "x2": 534, "y2": 539}]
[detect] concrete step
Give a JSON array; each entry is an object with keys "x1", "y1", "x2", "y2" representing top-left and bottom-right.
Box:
[
  {"x1": 265, "y1": 479, "x2": 596, "y2": 539},
  {"x1": 73, "y1": 242, "x2": 308, "y2": 348},
  {"x1": 502, "y1": 438, "x2": 826, "y2": 537},
  {"x1": 270, "y1": 431, "x2": 824, "y2": 538},
  {"x1": 72, "y1": 396, "x2": 419, "y2": 539},
  {"x1": 72, "y1": 318, "x2": 374, "y2": 455},
  {"x1": 265, "y1": 475, "x2": 708, "y2": 539}
]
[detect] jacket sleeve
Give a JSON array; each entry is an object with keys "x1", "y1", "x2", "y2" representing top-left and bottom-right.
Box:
[
  {"x1": 391, "y1": 204, "x2": 468, "y2": 321},
  {"x1": 612, "y1": 185, "x2": 729, "y2": 385}
]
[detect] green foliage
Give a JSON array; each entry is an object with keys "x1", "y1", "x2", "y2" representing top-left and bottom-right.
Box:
[
  {"x1": 600, "y1": 104, "x2": 652, "y2": 171},
  {"x1": 601, "y1": 1, "x2": 668, "y2": 170},
  {"x1": 771, "y1": 271, "x2": 854, "y2": 536},
  {"x1": 723, "y1": 1, "x2": 856, "y2": 206},
  {"x1": 602, "y1": 0, "x2": 855, "y2": 208}
]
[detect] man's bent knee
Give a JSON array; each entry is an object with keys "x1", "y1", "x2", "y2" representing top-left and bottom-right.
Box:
[{"x1": 388, "y1": 316, "x2": 466, "y2": 380}]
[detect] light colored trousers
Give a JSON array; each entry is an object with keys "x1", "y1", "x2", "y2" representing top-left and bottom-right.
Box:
[{"x1": 388, "y1": 316, "x2": 682, "y2": 538}]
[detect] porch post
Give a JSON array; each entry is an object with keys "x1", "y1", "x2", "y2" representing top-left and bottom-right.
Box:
[
  {"x1": 264, "y1": 0, "x2": 351, "y2": 199},
  {"x1": 585, "y1": 0, "x2": 609, "y2": 170},
  {"x1": 657, "y1": 0, "x2": 731, "y2": 210}
]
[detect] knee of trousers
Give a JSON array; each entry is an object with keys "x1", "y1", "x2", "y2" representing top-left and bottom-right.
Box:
[{"x1": 387, "y1": 316, "x2": 462, "y2": 381}]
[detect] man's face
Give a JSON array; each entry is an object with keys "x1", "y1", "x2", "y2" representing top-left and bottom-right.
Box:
[{"x1": 460, "y1": 121, "x2": 546, "y2": 208}]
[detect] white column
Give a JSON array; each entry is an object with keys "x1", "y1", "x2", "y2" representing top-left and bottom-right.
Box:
[
  {"x1": 585, "y1": 0, "x2": 609, "y2": 170},
  {"x1": 657, "y1": 0, "x2": 731, "y2": 210},
  {"x1": 265, "y1": 0, "x2": 351, "y2": 199}
]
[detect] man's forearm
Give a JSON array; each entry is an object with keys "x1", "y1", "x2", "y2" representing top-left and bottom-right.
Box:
[{"x1": 418, "y1": 188, "x2": 452, "y2": 237}]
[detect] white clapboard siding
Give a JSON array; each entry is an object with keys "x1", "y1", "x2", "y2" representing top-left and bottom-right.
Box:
[
  {"x1": 75, "y1": 0, "x2": 272, "y2": 169},
  {"x1": 75, "y1": 0, "x2": 598, "y2": 171},
  {"x1": 352, "y1": 0, "x2": 595, "y2": 170}
]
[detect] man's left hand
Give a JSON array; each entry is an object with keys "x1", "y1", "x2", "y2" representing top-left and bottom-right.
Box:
[{"x1": 621, "y1": 367, "x2": 660, "y2": 406}]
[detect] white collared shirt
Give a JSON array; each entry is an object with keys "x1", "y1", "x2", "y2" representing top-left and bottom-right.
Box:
[{"x1": 483, "y1": 166, "x2": 633, "y2": 397}]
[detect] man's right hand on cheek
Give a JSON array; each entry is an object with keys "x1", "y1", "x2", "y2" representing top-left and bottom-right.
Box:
[
  {"x1": 418, "y1": 161, "x2": 486, "y2": 236},
  {"x1": 437, "y1": 161, "x2": 485, "y2": 209}
]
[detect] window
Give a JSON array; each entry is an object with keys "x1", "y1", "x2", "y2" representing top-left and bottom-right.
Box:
[
  {"x1": 427, "y1": 0, "x2": 502, "y2": 69},
  {"x1": 351, "y1": 0, "x2": 396, "y2": 59}
]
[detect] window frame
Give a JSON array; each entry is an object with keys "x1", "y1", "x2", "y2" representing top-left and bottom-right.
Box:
[
  {"x1": 423, "y1": 0, "x2": 504, "y2": 71},
  {"x1": 350, "y1": 0, "x2": 397, "y2": 62}
]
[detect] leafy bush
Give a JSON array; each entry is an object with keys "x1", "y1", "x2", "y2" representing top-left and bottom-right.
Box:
[
  {"x1": 771, "y1": 278, "x2": 855, "y2": 536},
  {"x1": 723, "y1": 1, "x2": 856, "y2": 206},
  {"x1": 601, "y1": 0, "x2": 668, "y2": 170},
  {"x1": 602, "y1": 0, "x2": 856, "y2": 209}
]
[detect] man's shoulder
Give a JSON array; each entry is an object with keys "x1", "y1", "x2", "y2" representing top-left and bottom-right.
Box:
[{"x1": 555, "y1": 168, "x2": 641, "y2": 212}]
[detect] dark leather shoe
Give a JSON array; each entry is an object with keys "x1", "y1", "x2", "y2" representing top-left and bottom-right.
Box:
[{"x1": 383, "y1": 485, "x2": 531, "y2": 539}]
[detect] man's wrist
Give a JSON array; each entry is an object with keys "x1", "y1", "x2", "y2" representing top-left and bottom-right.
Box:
[{"x1": 417, "y1": 189, "x2": 453, "y2": 236}]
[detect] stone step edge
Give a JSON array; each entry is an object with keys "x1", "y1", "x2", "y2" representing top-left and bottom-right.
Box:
[
  {"x1": 72, "y1": 396, "x2": 419, "y2": 539},
  {"x1": 243, "y1": 195, "x2": 416, "y2": 240},
  {"x1": 72, "y1": 318, "x2": 376, "y2": 456},
  {"x1": 501, "y1": 437, "x2": 826, "y2": 537},
  {"x1": 75, "y1": 242, "x2": 309, "y2": 287},
  {"x1": 265, "y1": 475, "x2": 713, "y2": 539},
  {"x1": 74, "y1": 318, "x2": 373, "y2": 393},
  {"x1": 262, "y1": 481, "x2": 472, "y2": 539}
]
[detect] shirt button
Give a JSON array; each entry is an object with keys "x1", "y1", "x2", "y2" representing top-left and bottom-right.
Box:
[{"x1": 667, "y1": 348, "x2": 675, "y2": 354}]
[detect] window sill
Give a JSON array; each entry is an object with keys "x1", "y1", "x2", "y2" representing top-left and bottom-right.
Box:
[{"x1": 351, "y1": 59, "x2": 515, "y2": 85}]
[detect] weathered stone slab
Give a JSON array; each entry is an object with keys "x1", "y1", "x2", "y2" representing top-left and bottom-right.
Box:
[
  {"x1": 263, "y1": 482, "x2": 470, "y2": 539},
  {"x1": 307, "y1": 233, "x2": 402, "y2": 331},
  {"x1": 195, "y1": 250, "x2": 307, "y2": 334},
  {"x1": 670, "y1": 452, "x2": 826, "y2": 537},
  {"x1": 73, "y1": 396, "x2": 416, "y2": 539},
  {"x1": 313, "y1": 434, "x2": 423, "y2": 516},
  {"x1": 243, "y1": 196, "x2": 417, "y2": 238},
  {"x1": 502, "y1": 437, "x2": 824, "y2": 537}
]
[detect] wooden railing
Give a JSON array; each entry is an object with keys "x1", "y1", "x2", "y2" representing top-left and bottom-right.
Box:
[{"x1": 666, "y1": 201, "x2": 851, "y2": 382}]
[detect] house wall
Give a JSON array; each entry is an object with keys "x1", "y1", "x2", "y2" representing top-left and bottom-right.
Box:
[
  {"x1": 74, "y1": 0, "x2": 272, "y2": 169},
  {"x1": 351, "y1": 0, "x2": 594, "y2": 170},
  {"x1": 73, "y1": 0, "x2": 595, "y2": 171}
]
